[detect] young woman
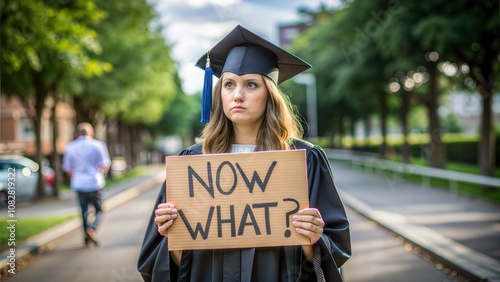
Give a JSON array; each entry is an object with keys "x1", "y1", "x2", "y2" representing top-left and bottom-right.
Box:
[{"x1": 138, "y1": 25, "x2": 351, "y2": 282}]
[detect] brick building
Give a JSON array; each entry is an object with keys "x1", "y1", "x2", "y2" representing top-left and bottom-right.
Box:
[{"x1": 0, "y1": 94, "x2": 75, "y2": 157}]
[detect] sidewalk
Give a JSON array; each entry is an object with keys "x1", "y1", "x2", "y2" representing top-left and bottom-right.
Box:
[
  {"x1": 331, "y1": 162, "x2": 500, "y2": 282},
  {"x1": 1, "y1": 165, "x2": 165, "y2": 273},
  {"x1": 3, "y1": 160, "x2": 500, "y2": 281}
]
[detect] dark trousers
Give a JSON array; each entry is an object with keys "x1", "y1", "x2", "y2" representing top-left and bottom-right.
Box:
[{"x1": 77, "y1": 189, "x2": 104, "y2": 233}]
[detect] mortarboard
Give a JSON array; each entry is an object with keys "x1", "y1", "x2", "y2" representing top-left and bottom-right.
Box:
[{"x1": 196, "y1": 25, "x2": 311, "y2": 123}]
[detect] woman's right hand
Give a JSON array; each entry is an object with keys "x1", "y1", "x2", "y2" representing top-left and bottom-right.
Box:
[{"x1": 154, "y1": 203, "x2": 178, "y2": 237}]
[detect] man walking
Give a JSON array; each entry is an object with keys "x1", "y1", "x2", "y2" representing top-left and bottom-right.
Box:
[{"x1": 62, "y1": 122, "x2": 111, "y2": 247}]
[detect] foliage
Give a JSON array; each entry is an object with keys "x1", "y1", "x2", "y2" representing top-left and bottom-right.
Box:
[
  {"x1": 1, "y1": 0, "x2": 108, "y2": 97},
  {"x1": 79, "y1": 0, "x2": 180, "y2": 126},
  {"x1": 292, "y1": 0, "x2": 498, "y2": 173},
  {"x1": 1, "y1": 0, "x2": 110, "y2": 197},
  {"x1": 441, "y1": 114, "x2": 464, "y2": 133},
  {"x1": 146, "y1": 91, "x2": 201, "y2": 137},
  {"x1": 292, "y1": 9, "x2": 356, "y2": 136}
]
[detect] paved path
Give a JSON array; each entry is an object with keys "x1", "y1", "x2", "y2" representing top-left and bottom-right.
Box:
[
  {"x1": 331, "y1": 161, "x2": 500, "y2": 281},
  {"x1": 0, "y1": 165, "x2": 164, "y2": 281},
  {"x1": 2, "y1": 161, "x2": 500, "y2": 281},
  {"x1": 2, "y1": 170, "x2": 453, "y2": 282},
  {"x1": 342, "y1": 205, "x2": 452, "y2": 282},
  {"x1": 6, "y1": 179, "x2": 160, "y2": 282}
]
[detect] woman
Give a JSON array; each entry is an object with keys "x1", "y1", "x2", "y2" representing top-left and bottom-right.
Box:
[{"x1": 138, "y1": 25, "x2": 351, "y2": 282}]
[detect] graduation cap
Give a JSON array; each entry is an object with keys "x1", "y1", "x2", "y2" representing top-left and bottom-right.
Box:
[{"x1": 196, "y1": 25, "x2": 311, "y2": 123}]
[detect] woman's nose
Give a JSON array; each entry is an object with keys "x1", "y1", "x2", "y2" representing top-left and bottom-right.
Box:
[{"x1": 233, "y1": 85, "x2": 244, "y2": 101}]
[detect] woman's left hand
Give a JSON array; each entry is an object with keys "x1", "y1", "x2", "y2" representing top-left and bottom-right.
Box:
[{"x1": 293, "y1": 208, "x2": 325, "y2": 261}]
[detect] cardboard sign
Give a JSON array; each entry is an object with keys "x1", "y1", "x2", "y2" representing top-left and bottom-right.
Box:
[{"x1": 165, "y1": 150, "x2": 309, "y2": 250}]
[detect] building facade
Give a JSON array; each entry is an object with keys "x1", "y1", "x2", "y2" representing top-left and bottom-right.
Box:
[{"x1": 0, "y1": 94, "x2": 75, "y2": 157}]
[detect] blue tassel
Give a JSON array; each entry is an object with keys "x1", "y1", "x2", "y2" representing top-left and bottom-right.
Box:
[{"x1": 201, "y1": 53, "x2": 213, "y2": 124}]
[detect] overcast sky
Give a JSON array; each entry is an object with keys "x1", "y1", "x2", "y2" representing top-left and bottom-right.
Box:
[{"x1": 153, "y1": 0, "x2": 341, "y2": 94}]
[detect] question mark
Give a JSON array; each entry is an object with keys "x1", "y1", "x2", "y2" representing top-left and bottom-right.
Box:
[{"x1": 283, "y1": 198, "x2": 299, "y2": 238}]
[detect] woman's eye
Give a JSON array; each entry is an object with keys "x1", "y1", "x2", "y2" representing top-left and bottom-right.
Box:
[
  {"x1": 224, "y1": 81, "x2": 234, "y2": 88},
  {"x1": 247, "y1": 82, "x2": 257, "y2": 88}
]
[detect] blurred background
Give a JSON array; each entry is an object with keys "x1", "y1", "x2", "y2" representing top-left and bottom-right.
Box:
[
  {"x1": 1, "y1": 1, "x2": 499, "y2": 281},
  {"x1": 1, "y1": 0, "x2": 499, "y2": 201}
]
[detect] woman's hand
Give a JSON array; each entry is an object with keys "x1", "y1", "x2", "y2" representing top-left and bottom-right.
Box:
[
  {"x1": 155, "y1": 203, "x2": 182, "y2": 266},
  {"x1": 154, "y1": 203, "x2": 178, "y2": 237},
  {"x1": 293, "y1": 208, "x2": 325, "y2": 261}
]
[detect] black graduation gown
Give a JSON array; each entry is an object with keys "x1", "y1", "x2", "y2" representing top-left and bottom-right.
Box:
[{"x1": 137, "y1": 139, "x2": 351, "y2": 282}]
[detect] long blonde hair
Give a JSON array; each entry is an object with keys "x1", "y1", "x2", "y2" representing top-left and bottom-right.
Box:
[{"x1": 199, "y1": 74, "x2": 303, "y2": 153}]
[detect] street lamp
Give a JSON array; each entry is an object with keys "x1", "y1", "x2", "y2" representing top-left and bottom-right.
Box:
[{"x1": 294, "y1": 73, "x2": 318, "y2": 138}]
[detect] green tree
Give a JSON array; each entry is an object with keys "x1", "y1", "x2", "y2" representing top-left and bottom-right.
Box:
[
  {"x1": 347, "y1": 0, "x2": 445, "y2": 168},
  {"x1": 376, "y1": 0, "x2": 499, "y2": 174},
  {"x1": 293, "y1": 6, "x2": 393, "y2": 152},
  {"x1": 292, "y1": 9, "x2": 358, "y2": 146},
  {"x1": 148, "y1": 90, "x2": 200, "y2": 138},
  {"x1": 78, "y1": 0, "x2": 181, "y2": 168},
  {"x1": 1, "y1": 0, "x2": 107, "y2": 197}
]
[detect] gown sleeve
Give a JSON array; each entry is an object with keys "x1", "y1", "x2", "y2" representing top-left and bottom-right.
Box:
[{"x1": 302, "y1": 143, "x2": 351, "y2": 281}]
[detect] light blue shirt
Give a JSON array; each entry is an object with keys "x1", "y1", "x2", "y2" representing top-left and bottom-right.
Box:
[{"x1": 62, "y1": 136, "x2": 111, "y2": 192}]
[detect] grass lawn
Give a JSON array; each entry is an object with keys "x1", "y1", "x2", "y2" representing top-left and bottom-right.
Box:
[
  {"x1": 0, "y1": 215, "x2": 77, "y2": 252},
  {"x1": 445, "y1": 162, "x2": 500, "y2": 178}
]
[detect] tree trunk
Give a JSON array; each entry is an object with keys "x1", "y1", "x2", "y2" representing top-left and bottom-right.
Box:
[
  {"x1": 379, "y1": 91, "x2": 388, "y2": 158},
  {"x1": 328, "y1": 131, "x2": 335, "y2": 149},
  {"x1": 425, "y1": 65, "x2": 446, "y2": 168},
  {"x1": 28, "y1": 68, "x2": 63, "y2": 198},
  {"x1": 400, "y1": 90, "x2": 411, "y2": 163},
  {"x1": 363, "y1": 116, "x2": 371, "y2": 141},
  {"x1": 129, "y1": 125, "x2": 138, "y2": 169},
  {"x1": 336, "y1": 113, "x2": 344, "y2": 148},
  {"x1": 478, "y1": 92, "x2": 495, "y2": 177},
  {"x1": 32, "y1": 79, "x2": 48, "y2": 198},
  {"x1": 472, "y1": 42, "x2": 497, "y2": 178},
  {"x1": 106, "y1": 118, "x2": 118, "y2": 179},
  {"x1": 73, "y1": 95, "x2": 101, "y2": 125},
  {"x1": 74, "y1": 96, "x2": 86, "y2": 124},
  {"x1": 50, "y1": 94, "x2": 60, "y2": 196},
  {"x1": 349, "y1": 118, "x2": 356, "y2": 142},
  {"x1": 120, "y1": 121, "x2": 132, "y2": 172}
]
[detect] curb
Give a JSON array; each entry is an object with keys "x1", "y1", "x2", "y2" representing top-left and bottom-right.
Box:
[
  {"x1": 0, "y1": 171, "x2": 165, "y2": 274},
  {"x1": 340, "y1": 190, "x2": 500, "y2": 282}
]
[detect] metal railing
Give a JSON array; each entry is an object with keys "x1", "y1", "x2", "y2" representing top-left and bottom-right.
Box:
[{"x1": 324, "y1": 149, "x2": 500, "y2": 190}]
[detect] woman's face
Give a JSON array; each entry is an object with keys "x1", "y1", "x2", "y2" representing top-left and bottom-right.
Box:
[{"x1": 221, "y1": 72, "x2": 268, "y2": 126}]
